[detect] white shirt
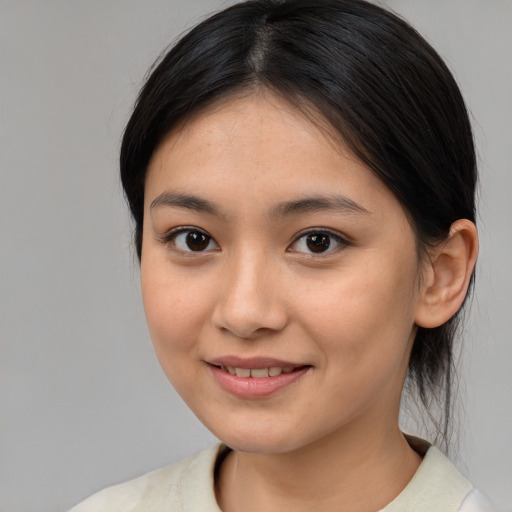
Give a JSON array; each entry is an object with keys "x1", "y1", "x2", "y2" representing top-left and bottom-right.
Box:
[{"x1": 70, "y1": 441, "x2": 494, "y2": 511}]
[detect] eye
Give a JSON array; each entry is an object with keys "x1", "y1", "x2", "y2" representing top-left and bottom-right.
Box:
[
  {"x1": 289, "y1": 230, "x2": 349, "y2": 255},
  {"x1": 164, "y1": 228, "x2": 219, "y2": 253}
]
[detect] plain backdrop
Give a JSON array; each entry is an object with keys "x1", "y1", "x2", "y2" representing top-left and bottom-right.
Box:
[{"x1": 0, "y1": 1, "x2": 510, "y2": 511}]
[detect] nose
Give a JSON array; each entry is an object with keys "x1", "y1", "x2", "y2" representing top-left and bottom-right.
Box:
[{"x1": 211, "y1": 252, "x2": 288, "y2": 340}]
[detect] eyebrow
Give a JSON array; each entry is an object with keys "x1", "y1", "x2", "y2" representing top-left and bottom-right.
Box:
[
  {"x1": 270, "y1": 195, "x2": 371, "y2": 219},
  {"x1": 150, "y1": 192, "x2": 226, "y2": 218},
  {"x1": 150, "y1": 191, "x2": 370, "y2": 219}
]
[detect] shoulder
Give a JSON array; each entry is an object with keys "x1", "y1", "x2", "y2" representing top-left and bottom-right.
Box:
[
  {"x1": 69, "y1": 443, "x2": 225, "y2": 512},
  {"x1": 458, "y1": 490, "x2": 495, "y2": 512},
  {"x1": 381, "y1": 436, "x2": 494, "y2": 512}
]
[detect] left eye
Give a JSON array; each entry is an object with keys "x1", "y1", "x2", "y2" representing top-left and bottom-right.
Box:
[{"x1": 289, "y1": 231, "x2": 348, "y2": 254}]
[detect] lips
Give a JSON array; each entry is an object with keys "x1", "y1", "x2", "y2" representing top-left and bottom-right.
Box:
[
  {"x1": 207, "y1": 356, "x2": 305, "y2": 370},
  {"x1": 206, "y1": 357, "x2": 311, "y2": 398}
]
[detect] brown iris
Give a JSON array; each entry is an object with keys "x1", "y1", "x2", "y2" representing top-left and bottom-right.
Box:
[
  {"x1": 186, "y1": 231, "x2": 210, "y2": 251},
  {"x1": 306, "y1": 233, "x2": 331, "y2": 253}
]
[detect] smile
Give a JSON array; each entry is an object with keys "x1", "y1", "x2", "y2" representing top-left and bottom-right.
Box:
[
  {"x1": 207, "y1": 360, "x2": 311, "y2": 399},
  {"x1": 217, "y1": 366, "x2": 296, "y2": 378}
]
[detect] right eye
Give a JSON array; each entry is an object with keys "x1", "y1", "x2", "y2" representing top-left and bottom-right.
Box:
[{"x1": 165, "y1": 228, "x2": 219, "y2": 253}]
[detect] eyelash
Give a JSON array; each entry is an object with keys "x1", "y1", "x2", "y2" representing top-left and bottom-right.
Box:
[
  {"x1": 288, "y1": 229, "x2": 351, "y2": 256},
  {"x1": 159, "y1": 226, "x2": 220, "y2": 254},
  {"x1": 159, "y1": 226, "x2": 351, "y2": 256}
]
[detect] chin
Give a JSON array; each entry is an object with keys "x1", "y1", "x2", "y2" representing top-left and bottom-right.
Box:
[{"x1": 201, "y1": 414, "x2": 314, "y2": 455}]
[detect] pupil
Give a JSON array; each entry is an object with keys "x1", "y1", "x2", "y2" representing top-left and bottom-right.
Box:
[
  {"x1": 306, "y1": 233, "x2": 330, "y2": 253},
  {"x1": 186, "y1": 231, "x2": 209, "y2": 251}
]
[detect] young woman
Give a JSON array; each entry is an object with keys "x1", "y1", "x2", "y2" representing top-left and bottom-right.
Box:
[{"x1": 71, "y1": 0, "x2": 492, "y2": 510}]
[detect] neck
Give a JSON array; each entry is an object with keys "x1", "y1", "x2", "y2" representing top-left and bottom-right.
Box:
[{"x1": 215, "y1": 420, "x2": 422, "y2": 512}]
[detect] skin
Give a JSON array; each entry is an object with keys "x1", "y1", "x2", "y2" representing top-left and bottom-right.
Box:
[{"x1": 140, "y1": 92, "x2": 477, "y2": 512}]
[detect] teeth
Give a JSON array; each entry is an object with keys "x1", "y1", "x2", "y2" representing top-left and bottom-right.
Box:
[
  {"x1": 235, "y1": 367, "x2": 251, "y2": 377},
  {"x1": 251, "y1": 368, "x2": 269, "y2": 378},
  {"x1": 224, "y1": 366, "x2": 296, "y2": 377}
]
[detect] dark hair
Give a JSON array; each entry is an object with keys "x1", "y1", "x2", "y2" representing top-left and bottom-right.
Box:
[{"x1": 120, "y1": 0, "x2": 476, "y2": 448}]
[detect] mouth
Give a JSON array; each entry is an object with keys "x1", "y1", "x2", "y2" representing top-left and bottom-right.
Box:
[
  {"x1": 206, "y1": 358, "x2": 312, "y2": 398},
  {"x1": 209, "y1": 364, "x2": 305, "y2": 378}
]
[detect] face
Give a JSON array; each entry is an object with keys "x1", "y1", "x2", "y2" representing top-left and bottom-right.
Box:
[{"x1": 141, "y1": 93, "x2": 424, "y2": 454}]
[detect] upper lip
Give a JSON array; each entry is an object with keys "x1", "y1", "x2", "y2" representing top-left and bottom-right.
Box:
[{"x1": 206, "y1": 356, "x2": 307, "y2": 369}]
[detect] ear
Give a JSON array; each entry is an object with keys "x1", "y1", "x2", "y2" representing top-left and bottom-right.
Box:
[{"x1": 415, "y1": 219, "x2": 478, "y2": 328}]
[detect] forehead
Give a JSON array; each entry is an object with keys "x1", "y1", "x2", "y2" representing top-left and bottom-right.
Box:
[
  {"x1": 153, "y1": 91, "x2": 336, "y2": 160},
  {"x1": 144, "y1": 92, "x2": 399, "y2": 219}
]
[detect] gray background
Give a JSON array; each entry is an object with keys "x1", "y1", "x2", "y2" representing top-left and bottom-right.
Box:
[{"x1": 0, "y1": 1, "x2": 510, "y2": 511}]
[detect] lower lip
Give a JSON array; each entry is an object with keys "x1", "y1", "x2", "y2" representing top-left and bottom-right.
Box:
[{"x1": 208, "y1": 365, "x2": 311, "y2": 399}]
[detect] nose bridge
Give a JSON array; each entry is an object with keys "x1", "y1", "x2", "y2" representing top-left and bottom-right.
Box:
[{"x1": 213, "y1": 245, "x2": 287, "y2": 338}]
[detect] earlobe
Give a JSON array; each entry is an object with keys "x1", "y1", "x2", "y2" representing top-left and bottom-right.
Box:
[{"x1": 415, "y1": 219, "x2": 478, "y2": 329}]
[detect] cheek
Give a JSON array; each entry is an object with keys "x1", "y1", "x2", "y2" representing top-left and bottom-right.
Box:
[
  {"x1": 298, "y1": 270, "x2": 418, "y2": 425},
  {"x1": 140, "y1": 260, "x2": 211, "y2": 367},
  {"x1": 141, "y1": 266, "x2": 218, "y2": 407},
  {"x1": 296, "y1": 251, "x2": 419, "y2": 372}
]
